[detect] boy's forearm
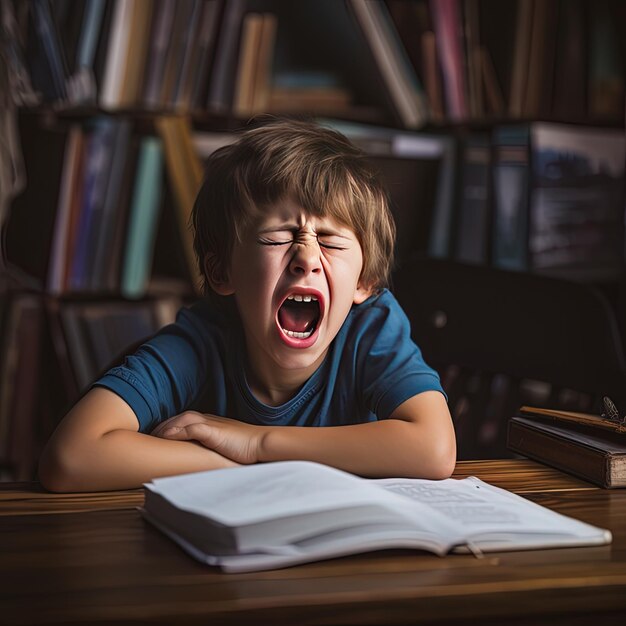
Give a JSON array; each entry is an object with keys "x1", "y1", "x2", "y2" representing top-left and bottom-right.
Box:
[
  {"x1": 39, "y1": 429, "x2": 238, "y2": 492},
  {"x1": 259, "y1": 419, "x2": 456, "y2": 479}
]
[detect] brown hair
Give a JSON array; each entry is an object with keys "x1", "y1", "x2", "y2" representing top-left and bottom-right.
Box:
[{"x1": 191, "y1": 118, "x2": 396, "y2": 295}]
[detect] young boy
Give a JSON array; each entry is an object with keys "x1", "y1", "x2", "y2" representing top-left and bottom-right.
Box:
[{"x1": 39, "y1": 119, "x2": 456, "y2": 492}]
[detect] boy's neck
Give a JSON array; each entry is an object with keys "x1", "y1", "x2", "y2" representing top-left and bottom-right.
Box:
[{"x1": 244, "y1": 349, "x2": 329, "y2": 407}]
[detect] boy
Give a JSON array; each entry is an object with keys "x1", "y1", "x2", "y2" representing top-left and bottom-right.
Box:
[{"x1": 39, "y1": 119, "x2": 456, "y2": 492}]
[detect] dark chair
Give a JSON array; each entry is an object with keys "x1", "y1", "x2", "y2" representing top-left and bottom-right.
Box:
[{"x1": 392, "y1": 257, "x2": 626, "y2": 459}]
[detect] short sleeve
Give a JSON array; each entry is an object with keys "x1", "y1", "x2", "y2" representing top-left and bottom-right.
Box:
[
  {"x1": 92, "y1": 301, "x2": 228, "y2": 433},
  {"x1": 355, "y1": 291, "x2": 446, "y2": 419}
]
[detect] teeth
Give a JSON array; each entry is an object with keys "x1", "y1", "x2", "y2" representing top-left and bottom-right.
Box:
[
  {"x1": 286, "y1": 294, "x2": 318, "y2": 302},
  {"x1": 282, "y1": 328, "x2": 314, "y2": 339}
]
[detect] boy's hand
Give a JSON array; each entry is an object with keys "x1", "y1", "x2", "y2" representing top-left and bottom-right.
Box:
[{"x1": 151, "y1": 412, "x2": 265, "y2": 465}]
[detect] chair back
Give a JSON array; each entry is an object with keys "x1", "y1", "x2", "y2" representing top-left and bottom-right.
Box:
[{"x1": 392, "y1": 257, "x2": 626, "y2": 458}]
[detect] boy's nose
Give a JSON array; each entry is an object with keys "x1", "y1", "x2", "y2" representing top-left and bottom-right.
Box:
[{"x1": 289, "y1": 241, "x2": 322, "y2": 276}]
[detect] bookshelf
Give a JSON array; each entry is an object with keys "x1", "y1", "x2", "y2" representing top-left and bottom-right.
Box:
[{"x1": 1, "y1": 0, "x2": 625, "y2": 477}]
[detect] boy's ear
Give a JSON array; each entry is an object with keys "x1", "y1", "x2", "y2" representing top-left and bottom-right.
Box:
[
  {"x1": 204, "y1": 253, "x2": 234, "y2": 295},
  {"x1": 353, "y1": 281, "x2": 373, "y2": 305}
]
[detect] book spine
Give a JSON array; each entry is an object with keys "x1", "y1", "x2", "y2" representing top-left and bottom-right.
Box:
[
  {"x1": 491, "y1": 126, "x2": 530, "y2": 271},
  {"x1": 507, "y1": 420, "x2": 612, "y2": 488},
  {"x1": 121, "y1": 136, "x2": 164, "y2": 299},
  {"x1": 455, "y1": 134, "x2": 491, "y2": 264}
]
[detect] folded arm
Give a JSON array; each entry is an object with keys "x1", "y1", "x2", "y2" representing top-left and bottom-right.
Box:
[
  {"x1": 157, "y1": 391, "x2": 456, "y2": 479},
  {"x1": 38, "y1": 387, "x2": 238, "y2": 492}
]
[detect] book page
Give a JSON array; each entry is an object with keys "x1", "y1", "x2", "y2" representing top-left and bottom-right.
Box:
[
  {"x1": 374, "y1": 476, "x2": 612, "y2": 548},
  {"x1": 148, "y1": 460, "x2": 444, "y2": 527}
]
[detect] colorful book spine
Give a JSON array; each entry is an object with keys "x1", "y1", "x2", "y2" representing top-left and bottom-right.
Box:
[{"x1": 121, "y1": 136, "x2": 164, "y2": 299}]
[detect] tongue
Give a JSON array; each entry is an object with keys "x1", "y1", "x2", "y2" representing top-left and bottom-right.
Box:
[{"x1": 278, "y1": 301, "x2": 318, "y2": 333}]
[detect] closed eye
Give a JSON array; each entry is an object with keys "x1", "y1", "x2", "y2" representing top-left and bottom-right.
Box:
[
  {"x1": 319, "y1": 242, "x2": 347, "y2": 250},
  {"x1": 257, "y1": 238, "x2": 292, "y2": 246},
  {"x1": 318, "y1": 235, "x2": 350, "y2": 250}
]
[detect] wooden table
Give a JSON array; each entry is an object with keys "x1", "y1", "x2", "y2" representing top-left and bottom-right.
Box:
[{"x1": 1, "y1": 459, "x2": 626, "y2": 625}]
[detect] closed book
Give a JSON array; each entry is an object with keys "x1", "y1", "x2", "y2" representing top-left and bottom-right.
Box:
[
  {"x1": 349, "y1": 0, "x2": 429, "y2": 128},
  {"x1": 99, "y1": 0, "x2": 135, "y2": 110},
  {"x1": 142, "y1": 0, "x2": 177, "y2": 108},
  {"x1": 69, "y1": 117, "x2": 117, "y2": 291},
  {"x1": 158, "y1": 0, "x2": 197, "y2": 107},
  {"x1": 89, "y1": 118, "x2": 133, "y2": 291},
  {"x1": 156, "y1": 116, "x2": 203, "y2": 292},
  {"x1": 508, "y1": 415, "x2": 626, "y2": 488},
  {"x1": 47, "y1": 125, "x2": 84, "y2": 295},
  {"x1": 491, "y1": 125, "x2": 530, "y2": 271},
  {"x1": 529, "y1": 123, "x2": 625, "y2": 281},
  {"x1": 121, "y1": 136, "x2": 164, "y2": 299},
  {"x1": 27, "y1": 0, "x2": 69, "y2": 102},
  {"x1": 454, "y1": 133, "x2": 491, "y2": 264},
  {"x1": 206, "y1": 0, "x2": 246, "y2": 112}
]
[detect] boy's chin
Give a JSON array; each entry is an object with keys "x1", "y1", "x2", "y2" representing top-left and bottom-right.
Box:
[{"x1": 272, "y1": 340, "x2": 329, "y2": 370}]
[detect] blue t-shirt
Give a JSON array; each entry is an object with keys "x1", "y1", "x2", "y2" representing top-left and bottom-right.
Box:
[{"x1": 94, "y1": 289, "x2": 444, "y2": 433}]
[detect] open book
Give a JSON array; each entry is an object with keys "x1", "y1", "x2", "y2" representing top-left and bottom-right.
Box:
[{"x1": 140, "y1": 461, "x2": 611, "y2": 573}]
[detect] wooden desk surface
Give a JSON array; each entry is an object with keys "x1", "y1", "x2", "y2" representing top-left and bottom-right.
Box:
[{"x1": 1, "y1": 459, "x2": 625, "y2": 625}]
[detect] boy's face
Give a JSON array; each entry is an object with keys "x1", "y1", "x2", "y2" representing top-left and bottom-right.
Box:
[{"x1": 214, "y1": 198, "x2": 371, "y2": 401}]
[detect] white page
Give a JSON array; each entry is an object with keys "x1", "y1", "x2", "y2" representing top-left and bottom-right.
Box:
[
  {"x1": 147, "y1": 461, "x2": 456, "y2": 532},
  {"x1": 374, "y1": 476, "x2": 612, "y2": 547}
]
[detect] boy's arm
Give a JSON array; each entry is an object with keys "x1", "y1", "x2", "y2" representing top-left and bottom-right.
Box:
[
  {"x1": 38, "y1": 387, "x2": 239, "y2": 492},
  {"x1": 157, "y1": 391, "x2": 456, "y2": 479}
]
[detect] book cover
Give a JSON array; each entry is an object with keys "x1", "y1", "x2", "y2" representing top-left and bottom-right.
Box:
[
  {"x1": 508, "y1": 415, "x2": 626, "y2": 488},
  {"x1": 529, "y1": 123, "x2": 626, "y2": 281}
]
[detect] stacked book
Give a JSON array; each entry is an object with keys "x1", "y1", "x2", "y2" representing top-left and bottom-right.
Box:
[{"x1": 508, "y1": 405, "x2": 626, "y2": 488}]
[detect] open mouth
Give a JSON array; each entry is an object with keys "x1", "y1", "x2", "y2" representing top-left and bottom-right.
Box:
[{"x1": 277, "y1": 293, "x2": 322, "y2": 340}]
